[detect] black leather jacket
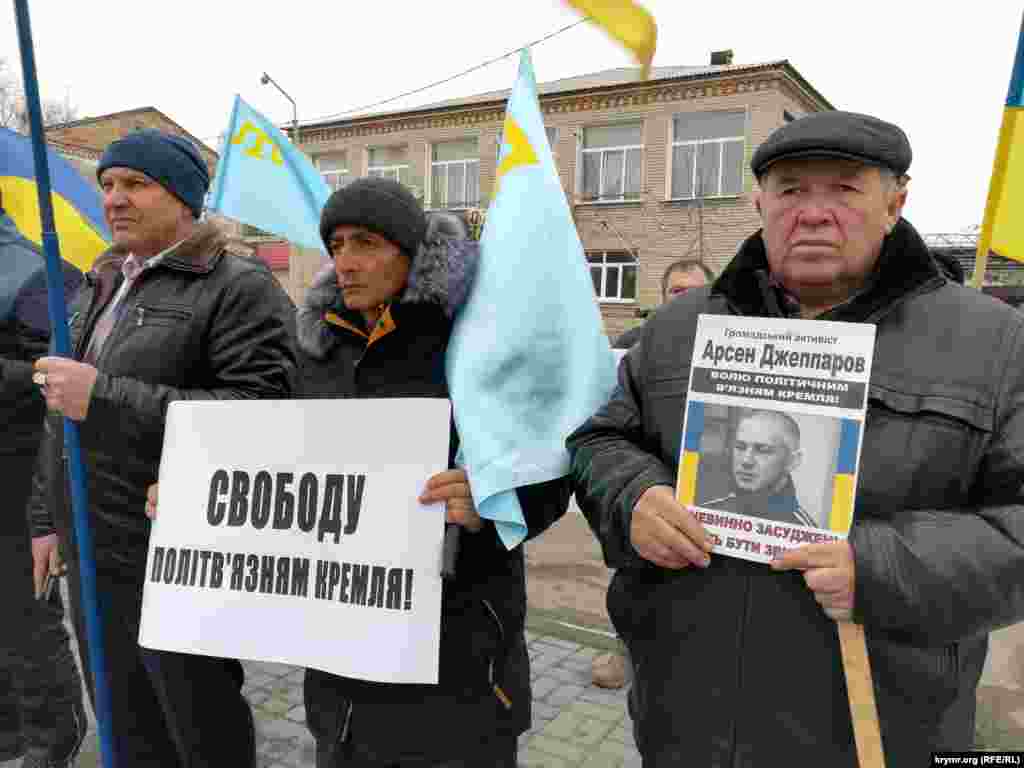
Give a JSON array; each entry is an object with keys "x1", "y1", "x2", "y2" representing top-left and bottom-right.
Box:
[
  {"x1": 29, "y1": 222, "x2": 296, "y2": 568},
  {"x1": 569, "y1": 219, "x2": 1024, "y2": 767}
]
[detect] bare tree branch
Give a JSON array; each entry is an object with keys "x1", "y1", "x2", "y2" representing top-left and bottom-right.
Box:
[{"x1": 0, "y1": 56, "x2": 79, "y2": 131}]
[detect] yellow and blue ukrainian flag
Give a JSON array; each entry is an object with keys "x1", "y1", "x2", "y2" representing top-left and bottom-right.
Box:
[
  {"x1": 0, "y1": 125, "x2": 109, "y2": 272},
  {"x1": 977, "y1": 13, "x2": 1024, "y2": 273},
  {"x1": 446, "y1": 49, "x2": 617, "y2": 549},
  {"x1": 207, "y1": 95, "x2": 331, "y2": 252}
]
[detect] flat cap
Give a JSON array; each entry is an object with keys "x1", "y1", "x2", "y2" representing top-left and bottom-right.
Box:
[{"x1": 751, "y1": 110, "x2": 911, "y2": 178}]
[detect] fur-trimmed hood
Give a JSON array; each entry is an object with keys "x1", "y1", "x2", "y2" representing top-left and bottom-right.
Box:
[{"x1": 297, "y1": 227, "x2": 479, "y2": 360}]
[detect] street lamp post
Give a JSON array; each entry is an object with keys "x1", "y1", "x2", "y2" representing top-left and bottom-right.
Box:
[{"x1": 260, "y1": 71, "x2": 299, "y2": 146}]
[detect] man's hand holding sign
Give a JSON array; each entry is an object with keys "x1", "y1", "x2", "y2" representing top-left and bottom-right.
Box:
[
  {"x1": 630, "y1": 486, "x2": 713, "y2": 570},
  {"x1": 772, "y1": 541, "x2": 855, "y2": 622},
  {"x1": 419, "y1": 469, "x2": 483, "y2": 533}
]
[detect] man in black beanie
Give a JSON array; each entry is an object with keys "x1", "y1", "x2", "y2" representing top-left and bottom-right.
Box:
[
  {"x1": 29, "y1": 129, "x2": 297, "y2": 767},
  {"x1": 294, "y1": 176, "x2": 571, "y2": 767}
]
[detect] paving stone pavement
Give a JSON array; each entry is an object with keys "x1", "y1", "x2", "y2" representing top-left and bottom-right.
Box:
[
  {"x1": 64, "y1": 630, "x2": 638, "y2": 768},
  {"x1": 46, "y1": 571, "x2": 1024, "y2": 766}
]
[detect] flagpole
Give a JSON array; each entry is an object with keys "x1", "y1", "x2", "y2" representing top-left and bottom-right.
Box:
[{"x1": 12, "y1": 2, "x2": 116, "y2": 767}]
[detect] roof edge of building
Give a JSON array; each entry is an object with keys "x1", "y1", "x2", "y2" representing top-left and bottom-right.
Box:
[{"x1": 296, "y1": 59, "x2": 832, "y2": 135}]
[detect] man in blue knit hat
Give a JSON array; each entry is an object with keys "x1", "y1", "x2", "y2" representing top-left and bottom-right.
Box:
[{"x1": 29, "y1": 129, "x2": 297, "y2": 767}]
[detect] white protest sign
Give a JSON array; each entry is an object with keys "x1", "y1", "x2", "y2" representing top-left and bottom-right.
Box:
[
  {"x1": 678, "y1": 316, "x2": 875, "y2": 563},
  {"x1": 139, "y1": 398, "x2": 451, "y2": 684}
]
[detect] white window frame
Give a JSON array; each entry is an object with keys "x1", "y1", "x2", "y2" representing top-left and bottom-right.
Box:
[
  {"x1": 367, "y1": 164, "x2": 409, "y2": 183},
  {"x1": 317, "y1": 154, "x2": 351, "y2": 192},
  {"x1": 578, "y1": 124, "x2": 643, "y2": 204},
  {"x1": 668, "y1": 112, "x2": 745, "y2": 201},
  {"x1": 587, "y1": 250, "x2": 639, "y2": 303},
  {"x1": 367, "y1": 146, "x2": 410, "y2": 185},
  {"x1": 429, "y1": 154, "x2": 480, "y2": 211}
]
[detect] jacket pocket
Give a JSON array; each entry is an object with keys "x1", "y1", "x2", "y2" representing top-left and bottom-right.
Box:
[
  {"x1": 857, "y1": 385, "x2": 992, "y2": 517},
  {"x1": 438, "y1": 595, "x2": 504, "y2": 696},
  {"x1": 481, "y1": 598, "x2": 514, "y2": 710},
  {"x1": 132, "y1": 303, "x2": 194, "y2": 328}
]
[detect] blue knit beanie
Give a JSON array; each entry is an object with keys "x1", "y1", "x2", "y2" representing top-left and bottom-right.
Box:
[{"x1": 97, "y1": 129, "x2": 210, "y2": 218}]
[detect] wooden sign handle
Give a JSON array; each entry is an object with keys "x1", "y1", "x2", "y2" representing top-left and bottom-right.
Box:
[{"x1": 838, "y1": 621, "x2": 886, "y2": 768}]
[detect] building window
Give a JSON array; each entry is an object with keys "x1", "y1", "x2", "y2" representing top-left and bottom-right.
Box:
[
  {"x1": 317, "y1": 152, "x2": 352, "y2": 191},
  {"x1": 497, "y1": 126, "x2": 558, "y2": 162},
  {"x1": 430, "y1": 139, "x2": 480, "y2": 210},
  {"x1": 367, "y1": 146, "x2": 410, "y2": 185},
  {"x1": 670, "y1": 111, "x2": 745, "y2": 199},
  {"x1": 587, "y1": 250, "x2": 638, "y2": 302},
  {"x1": 580, "y1": 123, "x2": 643, "y2": 202}
]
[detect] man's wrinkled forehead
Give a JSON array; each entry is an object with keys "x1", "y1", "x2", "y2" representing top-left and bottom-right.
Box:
[
  {"x1": 99, "y1": 166, "x2": 155, "y2": 185},
  {"x1": 763, "y1": 156, "x2": 880, "y2": 186}
]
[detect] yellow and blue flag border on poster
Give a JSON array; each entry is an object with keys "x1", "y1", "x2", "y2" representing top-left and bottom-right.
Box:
[
  {"x1": 677, "y1": 401, "x2": 704, "y2": 506},
  {"x1": 678, "y1": 404, "x2": 861, "y2": 532},
  {"x1": 827, "y1": 419, "x2": 860, "y2": 534}
]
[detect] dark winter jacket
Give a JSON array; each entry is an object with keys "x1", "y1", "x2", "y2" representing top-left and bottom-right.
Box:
[
  {"x1": 1, "y1": 210, "x2": 81, "y2": 654},
  {"x1": 297, "y1": 227, "x2": 570, "y2": 762},
  {"x1": 613, "y1": 322, "x2": 644, "y2": 351},
  {"x1": 29, "y1": 221, "x2": 296, "y2": 570},
  {"x1": 0, "y1": 210, "x2": 81, "y2": 462},
  {"x1": 568, "y1": 218, "x2": 1024, "y2": 767}
]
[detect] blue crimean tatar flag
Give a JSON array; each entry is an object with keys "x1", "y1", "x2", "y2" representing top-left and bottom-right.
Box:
[
  {"x1": 207, "y1": 95, "x2": 330, "y2": 251},
  {"x1": 446, "y1": 49, "x2": 618, "y2": 549}
]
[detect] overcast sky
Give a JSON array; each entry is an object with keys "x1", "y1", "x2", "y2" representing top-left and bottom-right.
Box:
[{"x1": 2, "y1": 1, "x2": 1021, "y2": 233}]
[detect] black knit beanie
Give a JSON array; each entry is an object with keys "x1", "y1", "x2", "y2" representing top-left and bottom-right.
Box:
[
  {"x1": 97, "y1": 129, "x2": 209, "y2": 218},
  {"x1": 319, "y1": 176, "x2": 426, "y2": 259}
]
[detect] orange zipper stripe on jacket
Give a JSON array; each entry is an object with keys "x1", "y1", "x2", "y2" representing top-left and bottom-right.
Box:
[{"x1": 324, "y1": 305, "x2": 397, "y2": 348}]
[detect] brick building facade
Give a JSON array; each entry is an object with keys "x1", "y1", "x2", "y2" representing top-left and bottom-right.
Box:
[
  {"x1": 292, "y1": 53, "x2": 832, "y2": 337},
  {"x1": 46, "y1": 107, "x2": 218, "y2": 175}
]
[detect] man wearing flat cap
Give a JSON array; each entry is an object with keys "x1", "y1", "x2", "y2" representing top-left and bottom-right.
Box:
[
  {"x1": 28, "y1": 129, "x2": 297, "y2": 766},
  {"x1": 569, "y1": 111, "x2": 1024, "y2": 765}
]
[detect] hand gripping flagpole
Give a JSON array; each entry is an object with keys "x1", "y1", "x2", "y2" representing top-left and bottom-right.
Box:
[{"x1": 13, "y1": 2, "x2": 115, "y2": 766}]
